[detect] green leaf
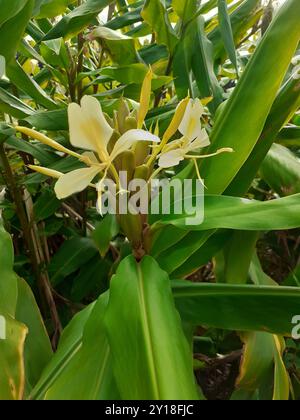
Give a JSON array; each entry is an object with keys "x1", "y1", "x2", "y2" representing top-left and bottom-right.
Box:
[
  {"x1": 30, "y1": 303, "x2": 95, "y2": 400},
  {"x1": 90, "y1": 27, "x2": 140, "y2": 65},
  {"x1": 106, "y1": 5, "x2": 143, "y2": 31},
  {"x1": 227, "y1": 74, "x2": 300, "y2": 196},
  {"x1": 260, "y1": 144, "x2": 300, "y2": 196},
  {"x1": 44, "y1": 293, "x2": 119, "y2": 400},
  {"x1": 105, "y1": 255, "x2": 199, "y2": 400},
  {"x1": 0, "y1": 0, "x2": 29, "y2": 26},
  {"x1": 48, "y1": 237, "x2": 98, "y2": 286},
  {"x1": 16, "y1": 277, "x2": 52, "y2": 393},
  {"x1": 277, "y1": 126, "x2": 300, "y2": 147},
  {"x1": 34, "y1": 0, "x2": 75, "y2": 19},
  {"x1": 92, "y1": 215, "x2": 119, "y2": 258},
  {"x1": 201, "y1": 0, "x2": 300, "y2": 195},
  {"x1": 191, "y1": 16, "x2": 224, "y2": 112},
  {"x1": 173, "y1": 0, "x2": 198, "y2": 23},
  {"x1": 169, "y1": 230, "x2": 231, "y2": 278},
  {"x1": 100, "y1": 64, "x2": 172, "y2": 88},
  {"x1": 6, "y1": 61, "x2": 58, "y2": 110},
  {"x1": 218, "y1": 231, "x2": 258, "y2": 284},
  {"x1": 71, "y1": 257, "x2": 110, "y2": 301},
  {"x1": 235, "y1": 255, "x2": 289, "y2": 400},
  {"x1": 6, "y1": 135, "x2": 55, "y2": 167},
  {"x1": 0, "y1": 0, "x2": 34, "y2": 62},
  {"x1": 43, "y1": 0, "x2": 115, "y2": 40},
  {"x1": 0, "y1": 87, "x2": 34, "y2": 119},
  {"x1": 24, "y1": 108, "x2": 68, "y2": 131},
  {"x1": 173, "y1": 280, "x2": 300, "y2": 335},
  {"x1": 0, "y1": 315, "x2": 27, "y2": 400},
  {"x1": 209, "y1": 0, "x2": 262, "y2": 63},
  {"x1": 217, "y1": 0, "x2": 239, "y2": 74},
  {"x1": 142, "y1": 0, "x2": 178, "y2": 52},
  {"x1": 151, "y1": 193, "x2": 300, "y2": 231},
  {"x1": 272, "y1": 336, "x2": 290, "y2": 400},
  {"x1": 33, "y1": 188, "x2": 61, "y2": 222},
  {"x1": 236, "y1": 332, "x2": 275, "y2": 393},
  {"x1": 0, "y1": 222, "x2": 18, "y2": 316}
]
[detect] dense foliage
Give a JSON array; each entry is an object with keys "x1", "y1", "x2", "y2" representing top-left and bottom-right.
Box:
[{"x1": 0, "y1": 0, "x2": 300, "y2": 400}]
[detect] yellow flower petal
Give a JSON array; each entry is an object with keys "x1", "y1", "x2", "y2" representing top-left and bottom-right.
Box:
[
  {"x1": 110, "y1": 129, "x2": 160, "y2": 161},
  {"x1": 179, "y1": 98, "x2": 204, "y2": 141},
  {"x1": 68, "y1": 96, "x2": 113, "y2": 158},
  {"x1": 28, "y1": 165, "x2": 63, "y2": 179},
  {"x1": 15, "y1": 126, "x2": 82, "y2": 159},
  {"x1": 158, "y1": 149, "x2": 185, "y2": 168},
  {"x1": 137, "y1": 68, "x2": 153, "y2": 129},
  {"x1": 189, "y1": 129, "x2": 210, "y2": 150},
  {"x1": 162, "y1": 97, "x2": 190, "y2": 144},
  {"x1": 54, "y1": 166, "x2": 101, "y2": 199}
]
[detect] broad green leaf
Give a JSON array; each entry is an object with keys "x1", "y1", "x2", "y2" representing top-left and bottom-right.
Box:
[
  {"x1": 90, "y1": 27, "x2": 140, "y2": 65},
  {"x1": 142, "y1": 0, "x2": 178, "y2": 53},
  {"x1": 236, "y1": 332, "x2": 275, "y2": 393},
  {"x1": 24, "y1": 108, "x2": 68, "y2": 131},
  {"x1": 153, "y1": 192, "x2": 300, "y2": 272},
  {"x1": 260, "y1": 144, "x2": 300, "y2": 196},
  {"x1": 217, "y1": 0, "x2": 239, "y2": 74},
  {"x1": 191, "y1": 17, "x2": 223, "y2": 113},
  {"x1": 0, "y1": 222, "x2": 18, "y2": 316},
  {"x1": 16, "y1": 278, "x2": 53, "y2": 394},
  {"x1": 151, "y1": 193, "x2": 300, "y2": 231},
  {"x1": 105, "y1": 255, "x2": 199, "y2": 400},
  {"x1": 208, "y1": 0, "x2": 262, "y2": 63},
  {"x1": 201, "y1": 0, "x2": 300, "y2": 195},
  {"x1": 201, "y1": 0, "x2": 218, "y2": 14},
  {"x1": 6, "y1": 61, "x2": 57, "y2": 110},
  {"x1": 92, "y1": 215, "x2": 119, "y2": 258},
  {"x1": 156, "y1": 231, "x2": 214, "y2": 275},
  {"x1": 169, "y1": 230, "x2": 231, "y2": 277},
  {"x1": 22, "y1": 99, "x2": 131, "y2": 131},
  {"x1": 71, "y1": 257, "x2": 110, "y2": 301},
  {"x1": 44, "y1": 0, "x2": 115, "y2": 40},
  {"x1": 272, "y1": 336, "x2": 290, "y2": 400},
  {"x1": 173, "y1": 280, "x2": 300, "y2": 335},
  {"x1": 33, "y1": 188, "x2": 61, "y2": 222},
  {"x1": 49, "y1": 237, "x2": 98, "y2": 286},
  {"x1": 100, "y1": 64, "x2": 172, "y2": 88},
  {"x1": 0, "y1": 0, "x2": 29, "y2": 26},
  {"x1": 0, "y1": 87, "x2": 34, "y2": 119},
  {"x1": 173, "y1": 13, "x2": 223, "y2": 110},
  {"x1": 236, "y1": 255, "x2": 290, "y2": 400},
  {"x1": 30, "y1": 303, "x2": 95, "y2": 400},
  {"x1": 249, "y1": 253, "x2": 277, "y2": 287},
  {"x1": 40, "y1": 38, "x2": 70, "y2": 69},
  {"x1": 172, "y1": 22, "x2": 194, "y2": 100},
  {"x1": 227, "y1": 74, "x2": 300, "y2": 196},
  {"x1": 0, "y1": 0, "x2": 34, "y2": 62},
  {"x1": 35, "y1": 0, "x2": 75, "y2": 19},
  {"x1": 6, "y1": 135, "x2": 55, "y2": 167},
  {"x1": 277, "y1": 126, "x2": 300, "y2": 147},
  {"x1": 45, "y1": 293, "x2": 119, "y2": 400},
  {"x1": 173, "y1": 0, "x2": 199, "y2": 23},
  {"x1": 218, "y1": 231, "x2": 258, "y2": 284},
  {"x1": 0, "y1": 315, "x2": 27, "y2": 400},
  {"x1": 106, "y1": 5, "x2": 143, "y2": 30}
]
